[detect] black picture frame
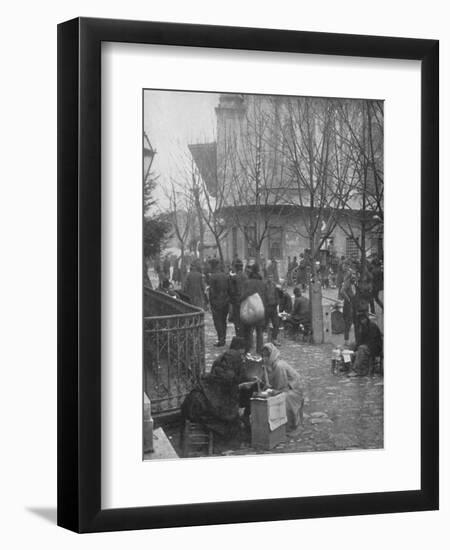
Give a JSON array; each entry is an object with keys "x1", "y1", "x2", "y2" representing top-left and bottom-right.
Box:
[{"x1": 57, "y1": 17, "x2": 439, "y2": 533}]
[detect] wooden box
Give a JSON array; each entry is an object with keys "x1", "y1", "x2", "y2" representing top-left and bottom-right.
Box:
[{"x1": 250, "y1": 393, "x2": 287, "y2": 450}]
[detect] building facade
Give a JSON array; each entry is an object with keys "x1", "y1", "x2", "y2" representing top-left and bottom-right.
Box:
[{"x1": 189, "y1": 93, "x2": 383, "y2": 274}]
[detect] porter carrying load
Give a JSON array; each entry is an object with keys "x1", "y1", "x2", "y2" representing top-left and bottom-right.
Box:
[{"x1": 240, "y1": 293, "x2": 265, "y2": 325}]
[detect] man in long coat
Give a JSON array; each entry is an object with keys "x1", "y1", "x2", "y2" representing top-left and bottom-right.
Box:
[
  {"x1": 183, "y1": 264, "x2": 206, "y2": 309},
  {"x1": 208, "y1": 259, "x2": 230, "y2": 347},
  {"x1": 266, "y1": 258, "x2": 280, "y2": 284}
]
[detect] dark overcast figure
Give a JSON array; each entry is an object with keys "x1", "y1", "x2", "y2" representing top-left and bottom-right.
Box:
[{"x1": 209, "y1": 259, "x2": 231, "y2": 347}]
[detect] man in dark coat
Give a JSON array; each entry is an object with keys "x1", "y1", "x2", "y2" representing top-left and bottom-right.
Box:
[
  {"x1": 208, "y1": 259, "x2": 230, "y2": 347},
  {"x1": 288, "y1": 256, "x2": 298, "y2": 286},
  {"x1": 352, "y1": 313, "x2": 383, "y2": 376},
  {"x1": 297, "y1": 253, "x2": 307, "y2": 290},
  {"x1": 370, "y1": 259, "x2": 384, "y2": 311},
  {"x1": 229, "y1": 259, "x2": 247, "y2": 337},
  {"x1": 356, "y1": 313, "x2": 383, "y2": 356},
  {"x1": 240, "y1": 264, "x2": 267, "y2": 355},
  {"x1": 286, "y1": 286, "x2": 311, "y2": 332},
  {"x1": 162, "y1": 255, "x2": 171, "y2": 278},
  {"x1": 266, "y1": 258, "x2": 280, "y2": 284},
  {"x1": 183, "y1": 263, "x2": 206, "y2": 309},
  {"x1": 277, "y1": 285, "x2": 293, "y2": 314},
  {"x1": 341, "y1": 270, "x2": 358, "y2": 344}
]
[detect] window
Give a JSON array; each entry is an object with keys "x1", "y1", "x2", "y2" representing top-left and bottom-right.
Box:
[
  {"x1": 232, "y1": 227, "x2": 238, "y2": 258},
  {"x1": 244, "y1": 226, "x2": 257, "y2": 259},
  {"x1": 346, "y1": 237, "x2": 360, "y2": 259},
  {"x1": 268, "y1": 227, "x2": 283, "y2": 260}
]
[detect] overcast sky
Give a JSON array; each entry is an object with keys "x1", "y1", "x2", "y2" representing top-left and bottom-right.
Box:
[{"x1": 143, "y1": 90, "x2": 220, "y2": 208}]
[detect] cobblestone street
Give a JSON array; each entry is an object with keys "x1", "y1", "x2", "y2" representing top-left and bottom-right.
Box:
[
  {"x1": 149, "y1": 273, "x2": 384, "y2": 457},
  {"x1": 198, "y1": 304, "x2": 383, "y2": 456}
]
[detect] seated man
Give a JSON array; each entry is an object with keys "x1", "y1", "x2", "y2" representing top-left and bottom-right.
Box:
[
  {"x1": 277, "y1": 282, "x2": 293, "y2": 314},
  {"x1": 351, "y1": 313, "x2": 383, "y2": 376},
  {"x1": 284, "y1": 287, "x2": 311, "y2": 336}
]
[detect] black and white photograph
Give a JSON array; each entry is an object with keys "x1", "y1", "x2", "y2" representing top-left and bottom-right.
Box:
[
  {"x1": 143, "y1": 90, "x2": 384, "y2": 460},
  {"x1": 0, "y1": 0, "x2": 444, "y2": 543}
]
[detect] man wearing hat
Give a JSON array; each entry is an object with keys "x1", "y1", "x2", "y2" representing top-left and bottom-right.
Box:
[{"x1": 208, "y1": 258, "x2": 231, "y2": 347}]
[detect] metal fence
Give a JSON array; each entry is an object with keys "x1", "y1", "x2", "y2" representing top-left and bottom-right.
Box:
[{"x1": 144, "y1": 289, "x2": 205, "y2": 415}]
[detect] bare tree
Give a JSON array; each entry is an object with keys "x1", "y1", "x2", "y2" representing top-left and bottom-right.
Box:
[
  {"x1": 332, "y1": 99, "x2": 384, "y2": 270},
  {"x1": 222, "y1": 95, "x2": 288, "y2": 262},
  {"x1": 162, "y1": 180, "x2": 197, "y2": 282},
  {"x1": 277, "y1": 96, "x2": 343, "y2": 343},
  {"x1": 192, "y1": 157, "x2": 229, "y2": 263},
  {"x1": 143, "y1": 132, "x2": 171, "y2": 287}
]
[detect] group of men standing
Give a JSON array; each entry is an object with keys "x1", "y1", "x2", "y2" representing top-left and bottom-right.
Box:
[
  {"x1": 181, "y1": 257, "x2": 302, "y2": 355},
  {"x1": 156, "y1": 248, "x2": 382, "y2": 361}
]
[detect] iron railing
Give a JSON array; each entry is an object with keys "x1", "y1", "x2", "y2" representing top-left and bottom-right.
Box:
[{"x1": 144, "y1": 289, "x2": 205, "y2": 415}]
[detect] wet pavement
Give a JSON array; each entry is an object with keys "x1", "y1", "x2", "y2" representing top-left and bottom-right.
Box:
[
  {"x1": 201, "y1": 311, "x2": 383, "y2": 456},
  {"x1": 149, "y1": 277, "x2": 383, "y2": 458}
]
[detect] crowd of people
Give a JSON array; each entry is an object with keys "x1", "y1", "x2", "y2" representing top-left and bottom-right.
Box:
[
  {"x1": 178, "y1": 256, "x2": 314, "y2": 354},
  {"x1": 151, "y1": 251, "x2": 383, "y2": 355},
  {"x1": 154, "y1": 251, "x2": 384, "y2": 452}
]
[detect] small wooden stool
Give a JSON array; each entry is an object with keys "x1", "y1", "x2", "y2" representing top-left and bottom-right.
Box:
[{"x1": 181, "y1": 420, "x2": 214, "y2": 457}]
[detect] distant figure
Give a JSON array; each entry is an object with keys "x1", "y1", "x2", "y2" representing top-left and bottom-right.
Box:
[
  {"x1": 183, "y1": 264, "x2": 206, "y2": 309},
  {"x1": 143, "y1": 262, "x2": 152, "y2": 290},
  {"x1": 209, "y1": 259, "x2": 231, "y2": 347},
  {"x1": 291, "y1": 256, "x2": 298, "y2": 271},
  {"x1": 172, "y1": 257, "x2": 181, "y2": 285},
  {"x1": 357, "y1": 268, "x2": 373, "y2": 315},
  {"x1": 288, "y1": 256, "x2": 298, "y2": 286},
  {"x1": 266, "y1": 258, "x2": 280, "y2": 284},
  {"x1": 232, "y1": 254, "x2": 242, "y2": 271},
  {"x1": 370, "y1": 259, "x2": 384, "y2": 311},
  {"x1": 245, "y1": 258, "x2": 255, "y2": 279},
  {"x1": 340, "y1": 270, "x2": 358, "y2": 344},
  {"x1": 163, "y1": 255, "x2": 171, "y2": 278},
  {"x1": 296, "y1": 253, "x2": 307, "y2": 290},
  {"x1": 259, "y1": 255, "x2": 267, "y2": 279},
  {"x1": 336, "y1": 256, "x2": 347, "y2": 296}
]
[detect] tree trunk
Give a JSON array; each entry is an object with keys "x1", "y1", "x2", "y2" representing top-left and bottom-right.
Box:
[
  {"x1": 309, "y1": 244, "x2": 324, "y2": 344},
  {"x1": 215, "y1": 235, "x2": 224, "y2": 264},
  {"x1": 197, "y1": 210, "x2": 205, "y2": 264},
  {"x1": 180, "y1": 246, "x2": 186, "y2": 286},
  {"x1": 193, "y1": 186, "x2": 204, "y2": 263}
]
